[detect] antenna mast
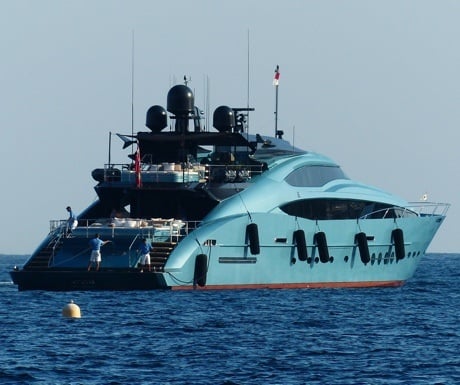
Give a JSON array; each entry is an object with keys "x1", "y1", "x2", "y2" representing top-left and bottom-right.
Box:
[
  {"x1": 246, "y1": 29, "x2": 250, "y2": 134},
  {"x1": 131, "y1": 30, "x2": 135, "y2": 159}
]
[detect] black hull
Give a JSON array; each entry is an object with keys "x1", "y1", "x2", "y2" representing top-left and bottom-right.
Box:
[{"x1": 10, "y1": 269, "x2": 170, "y2": 291}]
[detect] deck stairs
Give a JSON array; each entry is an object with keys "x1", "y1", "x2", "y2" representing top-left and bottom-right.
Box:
[
  {"x1": 148, "y1": 241, "x2": 177, "y2": 272},
  {"x1": 24, "y1": 236, "x2": 64, "y2": 270}
]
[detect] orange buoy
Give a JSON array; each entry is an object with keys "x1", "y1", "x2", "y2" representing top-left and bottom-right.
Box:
[{"x1": 62, "y1": 300, "x2": 81, "y2": 318}]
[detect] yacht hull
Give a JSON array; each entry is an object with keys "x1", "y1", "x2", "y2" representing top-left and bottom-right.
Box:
[
  {"x1": 10, "y1": 210, "x2": 446, "y2": 291},
  {"x1": 10, "y1": 270, "x2": 168, "y2": 291},
  {"x1": 161, "y1": 213, "x2": 445, "y2": 290}
]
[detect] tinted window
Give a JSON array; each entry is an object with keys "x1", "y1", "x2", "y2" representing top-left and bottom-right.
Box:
[
  {"x1": 280, "y1": 199, "x2": 416, "y2": 220},
  {"x1": 285, "y1": 165, "x2": 348, "y2": 187}
]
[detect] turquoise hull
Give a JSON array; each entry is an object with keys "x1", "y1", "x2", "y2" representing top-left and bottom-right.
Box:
[{"x1": 163, "y1": 213, "x2": 445, "y2": 289}]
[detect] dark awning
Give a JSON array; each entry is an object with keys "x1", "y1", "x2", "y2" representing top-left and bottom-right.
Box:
[{"x1": 136, "y1": 131, "x2": 256, "y2": 149}]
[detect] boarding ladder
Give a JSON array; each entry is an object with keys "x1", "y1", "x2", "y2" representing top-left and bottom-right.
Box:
[{"x1": 23, "y1": 235, "x2": 64, "y2": 270}]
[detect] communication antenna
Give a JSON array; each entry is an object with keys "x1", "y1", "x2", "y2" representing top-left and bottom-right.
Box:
[
  {"x1": 246, "y1": 29, "x2": 250, "y2": 135},
  {"x1": 108, "y1": 131, "x2": 112, "y2": 166},
  {"x1": 203, "y1": 75, "x2": 210, "y2": 131},
  {"x1": 130, "y1": 30, "x2": 135, "y2": 160}
]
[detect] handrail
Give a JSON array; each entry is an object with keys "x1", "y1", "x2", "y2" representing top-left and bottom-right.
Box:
[
  {"x1": 360, "y1": 202, "x2": 450, "y2": 220},
  {"x1": 128, "y1": 234, "x2": 141, "y2": 267},
  {"x1": 406, "y1": 202, "x2": 450, "y2": 217},
  {"x1": 49, "y1": 232, "x2": 65, "y2": 266},
  {"x1": 49, "y1": 217, "x2": 201, "y2": 238},
  {"x1": 49, "y1": 220, "x2": 68, "y2": 233}
]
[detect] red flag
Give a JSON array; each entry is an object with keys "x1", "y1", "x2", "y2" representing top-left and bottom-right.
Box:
[
  {"x1": 273, "y1": 65, "x2": 280, "y2": 86},
  {"x1": 135, "y1": 143, "x2": 142, "y2": 188}
]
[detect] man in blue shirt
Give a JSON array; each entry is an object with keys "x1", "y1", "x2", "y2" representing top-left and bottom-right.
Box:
[
  {"x1": 138, "y1": 238, "x2": 153, "y2": 272},
  {"x1": 88, "y1": 233, "x2": 111, "y2": 271}
]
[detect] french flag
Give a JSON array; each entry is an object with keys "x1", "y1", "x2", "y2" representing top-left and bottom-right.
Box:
[
  {"x1": 273, "y1": 65, "x2": 280, "y2": 86},
  {"x1": 135, "y1": 142, "x2": 142, "y2": 188}
]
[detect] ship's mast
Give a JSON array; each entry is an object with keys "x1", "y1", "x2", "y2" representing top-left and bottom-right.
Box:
[{"x1": 246, "y1": 29, "x2": 250, "y2": 134}]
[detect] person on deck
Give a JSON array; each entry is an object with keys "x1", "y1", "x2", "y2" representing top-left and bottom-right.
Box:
[
  {"x1": 88, "y1": 233, "x2": 111, "y2": 271},
  {"x1": 138, "y1": 238, "x2": 153, "y2": 272},
  {"x1": 66, "y1": 206, "x2": 78, "y2": 235}
]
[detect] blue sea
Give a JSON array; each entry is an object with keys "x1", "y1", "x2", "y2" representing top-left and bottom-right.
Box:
[{"x1": 0, "y1": 254, "x2": 458, "y2": 385}]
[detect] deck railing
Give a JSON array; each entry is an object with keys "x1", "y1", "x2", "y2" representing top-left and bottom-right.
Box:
[
  {"x1": 100, "y1": 162, "x2": 264, "y2": 184},
  {"x1": 406, "y1": 202, "x2": 450, "y2": 217},
  {"x1": 360, "y1": 202, "x2": 450, "y2": 220},
  {"x1": 49, "y1": 218, "x2": 201, "y2": 241}
]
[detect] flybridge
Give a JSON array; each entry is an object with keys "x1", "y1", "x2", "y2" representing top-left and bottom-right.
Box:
[{"x1": 134, "y1": 85, "x2": 257, "y2": 165}]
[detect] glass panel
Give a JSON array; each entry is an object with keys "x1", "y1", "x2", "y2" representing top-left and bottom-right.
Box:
[
  {"x1": 280, "y1": 198, "x2": 417, "y2": 220},
  {"x1": 285, "y1": 165, "x2": 348, "y2": 187}
]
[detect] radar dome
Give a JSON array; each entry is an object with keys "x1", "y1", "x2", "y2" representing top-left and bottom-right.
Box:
[
  {"x1": 146, "y1": 105, "x2": 167, "y2": 132},
  {"x1": 213, "y1": 106, "x2": 235, "y2": 132},
  {"x1": 167, "y1": 85, "x2": 194, "y2": 115}
]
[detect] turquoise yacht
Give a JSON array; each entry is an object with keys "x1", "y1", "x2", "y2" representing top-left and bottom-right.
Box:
[{"x1": 10, "y1": 83, "x2": 449, "y2": 290}]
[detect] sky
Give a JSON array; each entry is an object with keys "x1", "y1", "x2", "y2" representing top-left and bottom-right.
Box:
[{"x1": 1, "y1": 0, "x2": 459, "y2": 255}]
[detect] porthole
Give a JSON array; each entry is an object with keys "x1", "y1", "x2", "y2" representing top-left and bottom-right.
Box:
[{"x1": 384, "y1": 252, "x2": 390, "y2": 264}]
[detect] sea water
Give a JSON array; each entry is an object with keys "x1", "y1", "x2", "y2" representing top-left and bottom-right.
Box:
[{"x1": 0, "y1": 254, "x2": 458, "y2": 385}]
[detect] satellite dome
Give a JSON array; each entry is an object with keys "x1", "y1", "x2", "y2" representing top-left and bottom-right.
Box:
[
  {"x1": 213, "y1": 106, "x2": 235, "y2": 132},
  {"x1": 167, "y1": 85, "x2": 194, "y2": 115},
  {"x1": 146, "y1": 105, "x2": 167, "y2": 132}
]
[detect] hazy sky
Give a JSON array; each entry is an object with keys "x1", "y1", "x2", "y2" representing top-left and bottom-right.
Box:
[{"x1": 1, "y1": 0, "x2": 458, "y2": 254}]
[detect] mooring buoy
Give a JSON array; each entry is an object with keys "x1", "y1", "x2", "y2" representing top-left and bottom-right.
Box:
[{"x1": 62, "y1": 300, "x2": 81, "y2": 318}]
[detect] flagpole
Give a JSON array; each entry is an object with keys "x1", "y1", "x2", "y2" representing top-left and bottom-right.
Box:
[
  {"x1": 275, "y1": 83, "x2": 279, "y2": 137},
  {"x1": 135, "y1": 141, "x2": 142, "y2": 189},
  {"x1": 273, "y1": 65, "x2": 280, "y2": 137}
]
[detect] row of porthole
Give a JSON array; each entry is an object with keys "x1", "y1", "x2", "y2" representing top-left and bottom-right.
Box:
[
  {"x1": 344, "y1": 250, "x2": 422, "y2": 264},
  {"x1": 305, "y1": 256, "x2": 335, "y2": 264},
  {"x1": 299, "y1": 250, "x2": 423, "y2": 265},
  {"x1": 307, "y1": 251, "x2": 422, "y2": 265},
  {"x1": 370, "y1": 250, "x2": 422, "y2": 264}
]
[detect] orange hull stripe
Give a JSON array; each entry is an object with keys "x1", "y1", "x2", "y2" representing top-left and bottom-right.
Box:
[{"x1": 171, "y1": 280, "x2": 404, "y2": 290}]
